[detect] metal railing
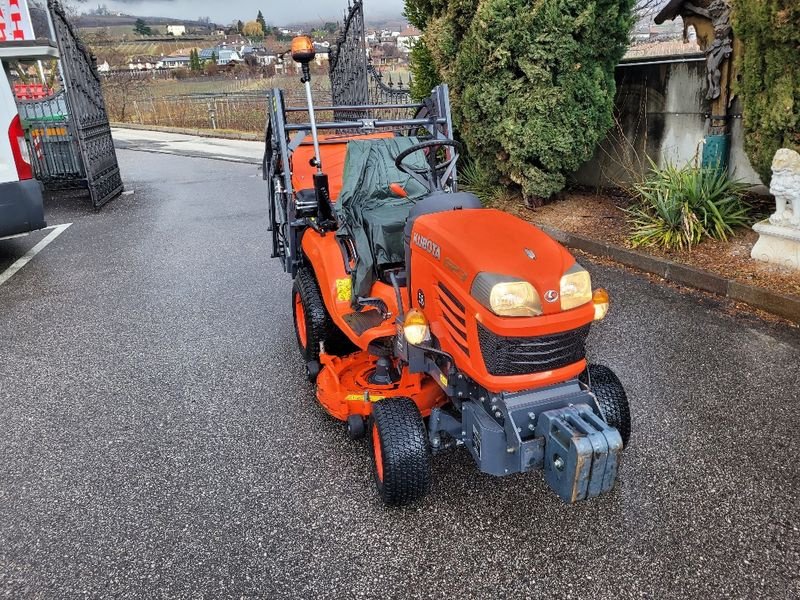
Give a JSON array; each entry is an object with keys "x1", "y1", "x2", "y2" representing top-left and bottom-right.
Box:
[{"x1": 124, "y1": 88, "x2": 332, "y2": 132}]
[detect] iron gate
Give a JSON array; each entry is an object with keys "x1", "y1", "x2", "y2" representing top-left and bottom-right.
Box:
[
  {"x1": 47, "y1": 0, "x2": 122, "y2": 207},
  {"x1": 329, "y1": 0, "x2": 369, "y2": 120},
  {"x1": 329, "y1": 0, "x2": 413, "y2": 120}
]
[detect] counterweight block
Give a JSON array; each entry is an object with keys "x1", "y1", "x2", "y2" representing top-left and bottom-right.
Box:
[{"x1": 535, "y1": 404, "x2": 623, "y2": 503}]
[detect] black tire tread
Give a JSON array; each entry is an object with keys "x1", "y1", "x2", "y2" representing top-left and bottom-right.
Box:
[
  {"x1": 588, "y1": 364, "x2": 631, "y2": 447},
  {"x1": 371, "y1": 397, "x2": 431, "y2": 506},
  {"x1": 293, "y1": 266, "x2": 357, "y2": 360},
  {"x1": 292, "y1": 267, "x2": 328, "y2": 363}
]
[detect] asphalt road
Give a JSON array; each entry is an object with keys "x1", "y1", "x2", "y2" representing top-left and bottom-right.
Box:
[{"x1": 1, "y1": 148, "x2": 799, "y2": 599}]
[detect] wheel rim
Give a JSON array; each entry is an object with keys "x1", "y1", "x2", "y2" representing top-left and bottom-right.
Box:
[
  {"x1": 294, "y1": 293, "x2": 307, "y2": 349},
  {"x1": 372, "y1": 425, "x2": 384, "y2": 482}
]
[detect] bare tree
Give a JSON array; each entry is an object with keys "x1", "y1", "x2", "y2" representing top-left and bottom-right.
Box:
[
  {"x1": 101, "y1": 70, "x2": 144, "y2": 122},
  {"x1": 85, "y1": 30, "x2": 143, "y2": 123}
]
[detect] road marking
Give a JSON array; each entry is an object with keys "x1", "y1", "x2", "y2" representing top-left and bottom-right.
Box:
[{"x1": 0, "y1": 223, "x2": 72, "y2": 287}]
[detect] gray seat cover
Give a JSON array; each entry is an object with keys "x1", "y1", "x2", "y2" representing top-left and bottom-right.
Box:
[{"x1": 335, "y1": 137, "x2": 428, "y2": 301}]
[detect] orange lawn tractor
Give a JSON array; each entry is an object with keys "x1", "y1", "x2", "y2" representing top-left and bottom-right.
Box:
[{"x1": 263, "y1": 37, "x2": 631, "y2": 506}]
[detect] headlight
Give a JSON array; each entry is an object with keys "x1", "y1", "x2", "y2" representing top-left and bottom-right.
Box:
[
  {"x1": 471, "y1": 273, "x2": 542, "y2": 317},
  {"x1": 559, "y1": 264, "x2": 593, "y2": 310},
  {"x1": 403, "y1": 309, "x2": 430, "y2": 345}
]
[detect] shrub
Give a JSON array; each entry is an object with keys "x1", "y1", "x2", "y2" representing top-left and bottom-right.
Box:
[
  {"x1": 408, "y1": 39, "x2": 440, "y2": 101},
  {"x1": 458, "y1": 158, "x2": 498, "y2": 205},
  {"x1": 626, "y1": 163, "x2": 751, "y2": 250},
  {"x1": 731, "y1": 0, "x2": 799, "y2": 184},
  {"x1": 406, "y1": 0, "x2": 634, "y2": 204}
]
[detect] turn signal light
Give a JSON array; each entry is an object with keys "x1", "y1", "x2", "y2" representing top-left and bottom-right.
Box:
[
  {"x1": 592, "y1": 288, "x2": 610, "y2": 321},
  {"x1": 403, "y1": 309, "x2": 430, "y2": 345}
]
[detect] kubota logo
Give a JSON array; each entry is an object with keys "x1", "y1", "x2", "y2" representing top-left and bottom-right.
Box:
[
  {"x1": 412, "y1": 232, "x2": 441, "y2": 259},
  {"x1": 544, "y1": 289, "x2": 559, "y2": 303}
]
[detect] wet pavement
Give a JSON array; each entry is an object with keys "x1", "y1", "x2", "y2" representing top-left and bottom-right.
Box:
[
  {"x1": 111, "y1": 127, "x2": 262, "y2": 164},
  {"x1": 1, "y1": 147, "x2": 798, "y2": 599}
]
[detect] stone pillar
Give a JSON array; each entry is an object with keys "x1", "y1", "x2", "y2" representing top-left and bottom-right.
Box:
[
  {"x1": 654, "y1": 0, "x2": 735, "y2": 170},
  {"x1": 751, "y1": 149, "x2": 800, "y2": 270}
]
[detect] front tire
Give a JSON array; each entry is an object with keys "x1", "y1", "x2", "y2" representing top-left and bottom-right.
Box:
[
  {"x1": 588, "y1": 364, "x2": 631, "y2": 447},
  {"x1": 370, "y1": 397, "x2": 431, "y2": 506}
]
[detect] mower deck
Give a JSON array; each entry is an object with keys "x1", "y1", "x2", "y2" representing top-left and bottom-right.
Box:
[{"x1": 316, "y1": 352, "x2": 445, "y2": 421}]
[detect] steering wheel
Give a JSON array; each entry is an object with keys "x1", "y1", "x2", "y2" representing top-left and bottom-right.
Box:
[{"x1": 394, "y1": 139, "x2": 462, "y2": 193}]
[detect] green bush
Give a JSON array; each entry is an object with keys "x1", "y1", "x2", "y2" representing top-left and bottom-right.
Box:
[
  {"x1": 406, "y1": 0, "x2": 634, "y2": 203},
  {"x1": 626, "y1": 163, "x2": 751, "y2": 251},
  {"x1": 732, "y1": 0, "x2": 799, "y2": 184},
  {"x1": 458, "y1": 158, "x2": 498, "y2": 205},
  {"x1": 409, "y1": 39, "x2": 440, "y2": 101}
]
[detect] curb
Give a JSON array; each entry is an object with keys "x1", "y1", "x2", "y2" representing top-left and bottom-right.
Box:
[
  {"x1": 110, "y1": 123, "x2": 263, "y2": 142},
  {"x1": 539, "y1": 225, "x2": 800, "y2": 324}
]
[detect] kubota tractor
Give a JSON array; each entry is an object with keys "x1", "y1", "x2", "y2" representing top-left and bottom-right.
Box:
[{"x1": 264, "y1": 37, "x2": 631, "y2": 506}]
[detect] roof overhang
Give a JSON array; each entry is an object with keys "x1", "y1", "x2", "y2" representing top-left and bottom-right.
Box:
[{"x1": 0, "y1": 41, "x2": 60, "y2": 61}]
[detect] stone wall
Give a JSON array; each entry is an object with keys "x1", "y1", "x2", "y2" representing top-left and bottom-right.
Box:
[{"x1": 572, "y1": 55, "x2": 764, "y2": 190}]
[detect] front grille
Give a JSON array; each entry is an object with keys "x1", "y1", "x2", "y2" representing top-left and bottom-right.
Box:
[
  {"x1": 478, "y1": 323, "x2": 590, "y2": 376},
  {"x1": 437, "y1": 282, "x2": 469, "y2": 356}
]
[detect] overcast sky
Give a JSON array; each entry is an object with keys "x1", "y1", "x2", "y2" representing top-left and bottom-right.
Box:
[{"x1": 93, "y1": 0, "x2": 407, "y2": 25}]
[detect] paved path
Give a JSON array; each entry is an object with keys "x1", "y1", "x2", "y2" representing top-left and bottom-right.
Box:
[
  {"x1": 0, "y1": 145, "x2": 798, "y2": 598},
  {"x1": 111, "y1": 127, "x2": 263, "y2": 164}
]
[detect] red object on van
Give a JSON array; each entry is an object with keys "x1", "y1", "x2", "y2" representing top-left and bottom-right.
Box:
[
  {"x1": 12, "y1": 83, "x2": 50, "y2": 100},
  {"x1": 8, "y1": 113, "x2": 32, "y2": 180}
]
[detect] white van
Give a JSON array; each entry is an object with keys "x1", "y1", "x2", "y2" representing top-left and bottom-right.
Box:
[{"x1": 0, "y1": 46, "x2": 46, "y2": 238}]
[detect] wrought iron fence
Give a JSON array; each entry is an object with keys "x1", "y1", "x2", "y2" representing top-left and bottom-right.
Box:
[
  {"x1": 329, "y1": 0, "x2": 369, "y2": 120},
  {"x1": 45, "y1": 0, "x2": 123, "y2": 207},
  {"x1": 329, "y1": 0, "x2": 413, "y2": 120},
  {"x1": 366, "y1": 63, "x2": 413, "y2": 120}
]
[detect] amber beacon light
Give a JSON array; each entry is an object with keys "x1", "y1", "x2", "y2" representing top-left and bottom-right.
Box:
[{"x1": 291, "y1": 36, "x2": 316, "y2": 64}]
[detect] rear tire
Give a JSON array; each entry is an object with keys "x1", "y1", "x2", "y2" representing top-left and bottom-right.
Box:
[
  {"x1": 588, "y1": 364, "x2": 631, "y2": 447},
  {"x1": 292, "y1": 267, "x2": 357, "y2": 377},
  {"x1": 370, "y1": 397, "x2": 431, "y2": 506},
  {"x1": 292, "y1": 268, "x2": 328, "y2": 380}
]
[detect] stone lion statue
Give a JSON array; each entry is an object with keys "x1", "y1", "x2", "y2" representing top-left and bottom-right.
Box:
[{"x1": 769, "y1": 148, "x2": 800, "y2": 228}]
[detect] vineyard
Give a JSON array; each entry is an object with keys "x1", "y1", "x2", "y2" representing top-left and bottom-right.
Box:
[{"x1": 103, "y1": 74, "x2": 333, "y2": 133}]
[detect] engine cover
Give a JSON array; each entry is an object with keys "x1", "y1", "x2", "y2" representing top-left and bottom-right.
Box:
[{"x1": 404, "y1": 206, "x2": 595, "y2": 392}]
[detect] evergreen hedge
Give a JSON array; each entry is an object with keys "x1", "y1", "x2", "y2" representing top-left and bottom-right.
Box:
[
  {"x1": 732, "y1": 0, "x2": 799, "y2": 184},
  {"x1": 407, "y1": 0, "x2": 634, "y2": 202}
]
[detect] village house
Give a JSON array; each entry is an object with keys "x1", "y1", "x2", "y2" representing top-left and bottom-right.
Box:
[
  {"x1": 127, "y1": 55, "x2": 162, "y2": 70},
  {"x1": 199, "y1": 47, "x2": 243, "y2": 66},
  {"x1": 396, "y1": 26, "x2": 421, "y2": 54},
  {"x1": 161, "y1": 55, "x2": 192, "y2": 69}
]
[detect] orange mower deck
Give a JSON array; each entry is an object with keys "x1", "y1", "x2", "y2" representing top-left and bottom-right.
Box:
[{"x1": 316, "y1": 352, "x2": 446, "y2": 421}]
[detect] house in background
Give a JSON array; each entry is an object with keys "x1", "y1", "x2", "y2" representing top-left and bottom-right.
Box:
[
  {"x1": 396, "y1": 27, "x2": 421, "y2": 54},
  {"x1": 161, "y1": 55, "x2": 191, "y2": 69},
  {"x1": 253, "y1": 50, "x2": 278, "y2": 66},
  {"x1": 128, "y1": 55, "x2": 162, "y2": 70},
  {"x1": 166, "y1": 25, "x2": 186, "y2": 37},
  {"x1": 199, "y1": 47, "x2": 243, "y2": 66}
]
